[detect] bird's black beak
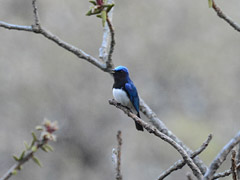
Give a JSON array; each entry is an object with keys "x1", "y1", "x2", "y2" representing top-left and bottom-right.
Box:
[{"x1": 110, "y1": 69, "x2": 115, "y2": 74}]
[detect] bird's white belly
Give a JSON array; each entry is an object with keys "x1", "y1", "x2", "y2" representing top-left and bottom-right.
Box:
[{"x1": 113, "y1": 88, "x2": 130, "y2": 106}]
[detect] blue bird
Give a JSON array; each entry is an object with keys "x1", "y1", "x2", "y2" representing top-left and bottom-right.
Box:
[{"x1": 111, "y1": 66, "x2": 144, "y2": 131}]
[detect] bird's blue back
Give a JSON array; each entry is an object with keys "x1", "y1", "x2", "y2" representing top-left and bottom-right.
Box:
[{"x1": 124, "y1": 79, "x2": 140, "y2": 114}]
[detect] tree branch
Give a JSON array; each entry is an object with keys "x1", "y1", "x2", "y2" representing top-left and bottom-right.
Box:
[
  {"x1": 237, "y1": 143, "x2": 240, "y2": 178},
  {"x1": 116, "y1": 131, "x2": 123, "y2": 180},
  {"x1": 0, "y1": 120, "x2": 58, "y2": 180},
  {"x1": 212, "y1": 169, "x2": 231, "y2": 179},
  {"x1": 212, "y1": 163, "x2": 240, "y2": 179},
  {"x1": 0, "y1": 140, "x2": 47, "y2": 180},
  {"x1": 0, "y1": 0, "x2": 111, "y2": 72},
  {"x1": 204, "y1": 131, "x2": 240, "y2": 180},
  {"x1": 99, "y1": 0, "x2": 115, "y2": 69},
  {"x1": 0, "y1": 22, "x2": 32, "y2": 31},
  {"x1": 109, "y1": 99, "x2": 203, "y2": 180},
  {"x1": 140, "y1": 98, "x2": 208, "y2": 174},
  {"x1": 32, "y1": 0, "x2": 40, "y2": 28},
  {"x1": 112, "y1": 131, "x2": 123, "y2": 180},
  {"x1": 157, "y1": 134, "x2": 212, "y2": 180},
  {"x1": 231, "y1": 150, "x2": 238, "y2": 180},
  {"x1": 106, "y1": 16, "x2": 115, "y2": 69},
  {"x1": 212, "y1": 0, "x2": 240, "y2": 32}
]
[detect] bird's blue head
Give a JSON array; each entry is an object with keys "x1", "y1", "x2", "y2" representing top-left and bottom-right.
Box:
[{"x1": 112, "y1": 66, "x2": 129, "y2": 80}]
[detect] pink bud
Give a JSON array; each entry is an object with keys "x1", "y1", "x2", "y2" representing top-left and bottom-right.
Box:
[{"x1": 96, "y1": 0, "x2": 104, "y2": 6}]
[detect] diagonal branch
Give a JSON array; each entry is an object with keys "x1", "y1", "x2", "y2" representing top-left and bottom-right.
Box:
[
  {"x1": 140, "y1": 98, "x2": 208, "y2": 174},
  {"x1": 0, "y1": 140, "x2": 47, "y2": 180},
  {"x1": 0, "y1": 0, "x2": 110, "y2": 72},
  {"x1": 157, "y1": 134, "x2": 212, "y2": 180},
  {"x1": 204, "y1": 131, "x2": 240, "y2": 180},
  {"x1": 0, "y1": 22, "x2": 109, "y2": 71},
  {"x1": 212, "y1": 163, "x2": 240, "y2": 180},
  {"x1": 39, "y1": 27, "x2": 108, "y2": 70},
  {"x1": 212, "y1": 169, "x2": 232, "y2": 180},
  {"x1": 109, "y1": 99, "x2": 203, "y2": 180},
  {"x1": 0, "y1": 120, "x2": 58, "y2": 180},
  {"x1": 212, "y1": 0, "x2": 240, "y2": 32}
]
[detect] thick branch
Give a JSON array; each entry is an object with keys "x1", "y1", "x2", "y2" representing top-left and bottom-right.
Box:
[
  {"x1": 212, "y1": 0, "x2": 240, "y2": 32},
  {"x1": 204, "y1": 131, "x2": 240, "y2": 180},
  {"x1": 109, "y1": 99, "x2": 203, "y2": 180},
  {"x1": 157, "y1": 134, "x2": 212, "y2": 180}
]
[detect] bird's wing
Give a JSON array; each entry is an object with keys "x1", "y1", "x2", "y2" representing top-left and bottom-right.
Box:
[{"x1": 124, "y1": 82, "x2": 140, "y2": 113}]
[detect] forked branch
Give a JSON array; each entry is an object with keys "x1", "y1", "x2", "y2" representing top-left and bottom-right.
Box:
[
  {"x1": 109, "y1": 99, "x2": 203, "y2": 180},
  {"x1": 204, "y1": 131, "x2": 240, "y2": 179},
  {"x1": 157, "y1": 134, "x2": 212, "y2": 180}
]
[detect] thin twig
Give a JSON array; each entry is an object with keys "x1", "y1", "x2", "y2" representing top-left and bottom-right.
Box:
[
  {"x1": 0, "y1": 140, "x2": 47, "y2": 180},
  {"x1": 0, "y1": 22, "x2": 32, "y2": 31},
  {"x1": 231, "y1": 150, "x2": 238, "y2": 180},
  {"x1": 237, "y1": 143, "x2": 240, "y2": 179},
  {"x1": 0, "y1": 21, "x2": 108, "y2": 71},
  {"x1": 212, "y1": 169, "x2": 231, "y2": 179},
  {"x1": 0, "y1": 120, "x2": 57, "y2": 180},
  {"x1": 32, "y1": 0, "x2": 40, "y2": 28},
  {"x1": 204, "y1": 131, "x2": 240, "y2": 180},
  {"x1": 157, "y1": 134, "x2": 212, "y2": 180},
  {"x1": 186, "y1": 172, "x2": 194, "y2": 180},
  {"x1": 109, "y1": 99, "x2": 203, "y2": 180},
  {"x1": 212, "y1": 163, "x2": 240, "y2": 180},
  {"x1": 116, "y1": 131, "x2": 122, "y2": 180},
  {"x1": 106, "y1": 16, "x2": 115, "y2": 69},
  {"x1": 99, "y1": 0, "x2": 114, "y2": 64},
  {"x1": 212, "y1": 0, "x2": 240, "y2": 32}
]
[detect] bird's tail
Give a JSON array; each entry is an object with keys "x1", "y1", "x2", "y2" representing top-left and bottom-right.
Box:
[{"x1": 135, "y1": 112, "x2": 144, "y2": 131}]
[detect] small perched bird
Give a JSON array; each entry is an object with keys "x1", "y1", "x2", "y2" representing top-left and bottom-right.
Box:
[{"x1": 111, "y1": 66, "x2": 144, "y2": 131}]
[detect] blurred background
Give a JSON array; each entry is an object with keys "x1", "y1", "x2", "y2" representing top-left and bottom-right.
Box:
[{"x1": 0, "y1": 0, "x2": 240, "y2": 179}]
